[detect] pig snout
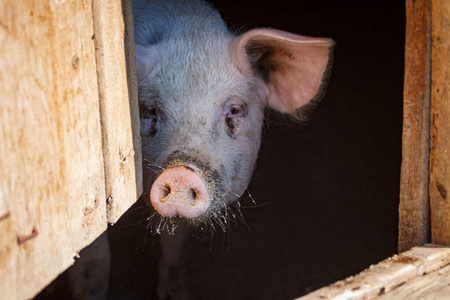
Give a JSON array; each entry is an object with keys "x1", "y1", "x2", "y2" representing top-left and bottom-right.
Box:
[{"x1": 150, "y1": 166, "x2": 210, "y2": 219}]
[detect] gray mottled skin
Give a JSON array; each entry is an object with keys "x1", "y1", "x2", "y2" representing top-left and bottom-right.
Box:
[{"x1": 135, "y1": 0, "x2": 265, "y2": 228}]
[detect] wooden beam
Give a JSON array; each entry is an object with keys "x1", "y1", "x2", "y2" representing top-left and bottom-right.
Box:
[
  {"x1": 398, "y1": 0, "x2": 432, "y2": 252},
  {"x1": 430, "y1": 0, "x2": 450, "y2": 246},
  {"x1": 92, "y1": 0, "x2": 143, "y2": 224},
  {"x1": 297, "y1": 245, "x2": 450, "y2": 300},
  {"x1": 376, "y1": 264, "x2": 450, "y2": 299},
  {"x1": 0, "y1": 1, "x2": 107, "y2": 298}
]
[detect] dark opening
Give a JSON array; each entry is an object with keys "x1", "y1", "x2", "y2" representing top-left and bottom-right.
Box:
[{"x1": 189, "y1": 1, "x2": 403, "y2": 299}]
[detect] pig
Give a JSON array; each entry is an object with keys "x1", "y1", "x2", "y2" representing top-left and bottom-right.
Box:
[
  {"x1": 133, "y1": 0, "x2": 334, "y2": 298},
  {"x1": 69, "y1": 0, "x2": 334, "y2": 299},
  {"x1": 135, "y1": 0, "x2": 333, "y2": 225}
]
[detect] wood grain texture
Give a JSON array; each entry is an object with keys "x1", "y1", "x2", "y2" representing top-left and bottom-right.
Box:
[
  {"x1": 92, "y1": 0, "x2": 143, "y2": 224},
  {"x1": 377, "y1": 263, "x2": 450, "y2": 299},
  {"x1": 398, "y1": 0, "x2": 432, "y2": 253},
  {"x1": 430, "y1": 0, "x2": 450, "y2": 246},
  {"x1": 297, "y1": 244, "x2": 450, "y2": 300},
  {"x1": 0, "y1": 1, "x2": 107, "y2": 298}
]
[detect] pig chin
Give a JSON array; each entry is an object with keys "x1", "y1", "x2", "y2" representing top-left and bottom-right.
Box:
[{"x1": 145, "y1": 153, "x2": 245, "y2": 233}]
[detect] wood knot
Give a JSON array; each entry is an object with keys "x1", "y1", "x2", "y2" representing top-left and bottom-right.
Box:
[
  {"x1": 436, "y1": 182, "x2": 447, "y2": 200},
  {"x1": 72, "y1": 56, "x2": 80, "y2": 69}
]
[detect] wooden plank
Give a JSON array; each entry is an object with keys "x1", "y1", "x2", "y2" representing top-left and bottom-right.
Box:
[
  {"x1": 430, "y1": 0, "x2": 450, "y2": 246},
  {"x1": 377, "y1": 263, "x2": 450, "y2": 299},
  {"x1": 92, "y1": 0, "x2": 143, "y2": 224},
  {"x1": 0, "y1": 1, "x2": 106, "y2": 299},
  {"x1": 398, "y1": 0, "x2": 432, "y2": 253},
  {"x1": 297, "y1": 244, "x2": 450, "y2": 300}
]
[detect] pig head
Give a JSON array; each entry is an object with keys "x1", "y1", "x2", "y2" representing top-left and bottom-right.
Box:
[{"x1": 134, "y1": 0, "x2": 334, "y2": 231}]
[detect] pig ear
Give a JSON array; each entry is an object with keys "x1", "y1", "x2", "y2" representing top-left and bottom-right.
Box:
[
  {"x1": 135, "y1": 44, "x2": 158, "y2": 82},
  {"x1": 232, "y1": 28, "x2": 334, "y2": 115}
]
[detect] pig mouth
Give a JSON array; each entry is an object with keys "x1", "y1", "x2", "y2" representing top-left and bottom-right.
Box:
[{"x1": 147, "y1": 153, "x2": 238, "y2": 234}]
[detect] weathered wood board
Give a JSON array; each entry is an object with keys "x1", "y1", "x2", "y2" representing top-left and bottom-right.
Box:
[
  {"x1": 92, "y1": 0, "x2": 142, "y2": 224},
  {"x1": 377, "y1": 263, "x2": 450, "y2": 299},
  {"x1": 0, "y1": 0, "x2": 142, "y2": 298},
  {"x1": 429, "y1": 0, "x2": 450, "y2": 246},
  {"x1": 297, "y1": 244, "x2": 450, "y2": 300},
  {"x1": 398, "y1": 0, "x2": 431, "y2": 253},
  {"x1": 0, "y1": 1, "x2": 107, "y2": 299}
]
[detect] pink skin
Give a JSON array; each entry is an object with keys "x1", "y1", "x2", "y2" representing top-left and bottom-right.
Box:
[
  {"x1": 232, "y1": 28, "x2": 334, "y2": 114},
  {"x1": 150, "y1": 166, "x2": 210, "y2": 218}
]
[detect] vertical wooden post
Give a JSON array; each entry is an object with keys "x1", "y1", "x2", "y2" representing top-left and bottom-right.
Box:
[
  {"x1": 0, "y1": 1, "x2": 142, "y2": 298},
  {"x1": 398, "y1": 0, "x2": 432, "y2": 252},
  {"x1": 0, "y1": 1, "x2": 107, "y2": 298},
  {"x1": 430, "y1": 0, "x2": 450, "y2": 246},
  {"x1": 92, "y1": 0, "x2": 143, "y2": 224}
]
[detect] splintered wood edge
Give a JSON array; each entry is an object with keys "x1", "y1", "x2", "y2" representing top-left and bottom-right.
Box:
[{"x1": 296, "y1": 244, "x2": 450, "y2": 300}]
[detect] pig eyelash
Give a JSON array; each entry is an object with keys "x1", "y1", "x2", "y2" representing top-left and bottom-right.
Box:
[{"x1": 224, "y1": 104, "x2": 245, "y2": 119}]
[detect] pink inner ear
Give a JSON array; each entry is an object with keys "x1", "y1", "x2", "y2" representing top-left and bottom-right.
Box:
[{"x1": 232, "y1": 28, "x2": 334, "y2": 114}]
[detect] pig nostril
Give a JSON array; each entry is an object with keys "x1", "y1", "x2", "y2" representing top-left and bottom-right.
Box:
[
  {"x1": 189, "y1": 188, "x2": 198, "y2": 205},
  {"x1": 160, "y1": 185, "x2": 171, "y2": 202}
]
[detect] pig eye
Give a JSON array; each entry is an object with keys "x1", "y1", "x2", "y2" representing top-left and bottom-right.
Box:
[
  {"x1": 224, "y1": 104, "x2": 245, "y2": 136},
  {"x1": 225, "y1": 105, "x2": 245, "y2": 118},
  {"x1": 142, "y1": 107, "x2": 157, "y2": 120},
  {"x1": 140, "y1": 105, "x2": 160, "y2": 136}
]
